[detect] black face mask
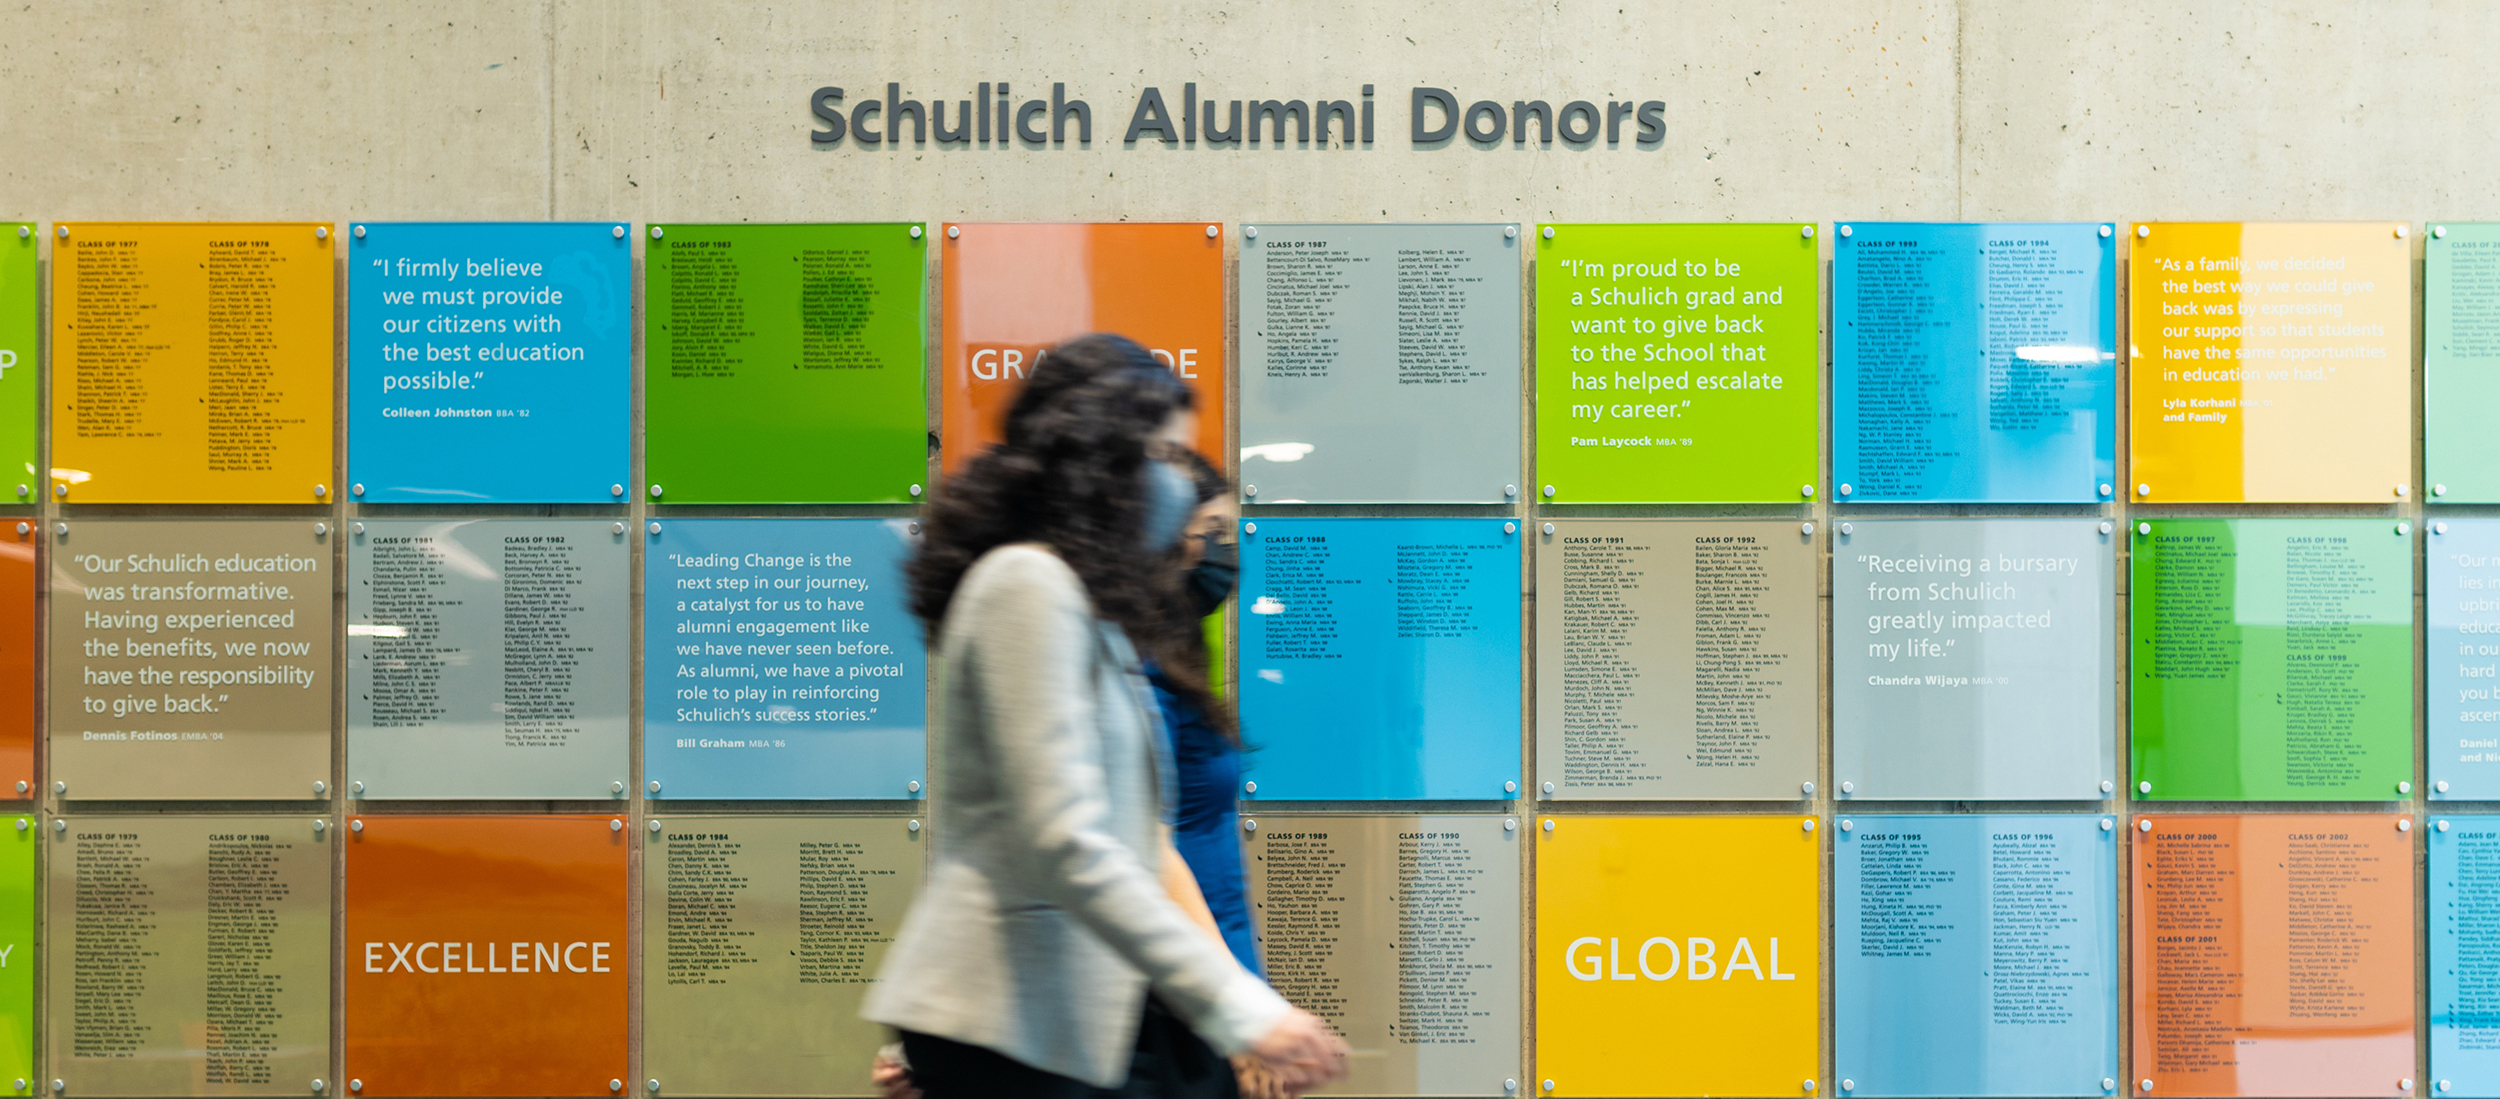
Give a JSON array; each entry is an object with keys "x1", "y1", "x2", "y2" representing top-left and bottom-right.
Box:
[{"x1": 1187, "y1": 538, "x2": 1239, "y2": 618}]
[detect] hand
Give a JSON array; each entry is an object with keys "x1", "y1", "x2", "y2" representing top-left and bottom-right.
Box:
[
  {"x1": 1245, "y1": 1009, "x2": 1350, "y2": 1093},
  {"x1": 1231, "y1": 1055, "x2": 1287, "y2": 1099},
  {"x1": 870, "y1": 1049, "x2": 921, "y2": 1099}
]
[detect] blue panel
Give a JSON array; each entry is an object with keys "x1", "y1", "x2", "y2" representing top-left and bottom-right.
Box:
[
  {"x1": 642, "y1": 519, "x2": 925, "y2": 799},
  {"x1": 1833, "y1": 223, "x2": 2117, "y2": 503},
  {"x1": 347, "y1": 222, "x2": 632, "y2": 502},
  {"x1": 2434, "y1": 520, "x2": 2500, "y2": 800},
  {"x1": 1836, "y1": 814, "x2": 2118, "y2": 1097},
  {"x1": 2434, "y1": 818, "x2": 2500, "y2": 1094},
  {"x1": 1238, "y1": 518, "x2": 1520, "y2": 800}
]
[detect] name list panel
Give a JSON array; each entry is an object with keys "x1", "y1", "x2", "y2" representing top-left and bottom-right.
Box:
[
  {"x1": 45, "y1": 816, "x2": 331, "y2": 1097},
  {"x1": 347, "y1": 223, "x2": 630, "y2": 503},
  {"x1": 644, "y1": 519, "x2": 925, "y2": 800},
  {"x1": 2130, "y1": 520, "x2": 2413, "y2": 800},
  {"x1": 1238, "y1": 518, "x2": 1520, "y2": 800},
  {"x1": 2129, "y1": 222, "x2": 2410, "y2": 503},
  {"x1": 1245, "y1": 814, "x2": 1520, "y2": 1096},
  {"x1": 2131, "y1": 815, "x2": 2413, "y2": 1098},
  {"x1": 51, "y1": 223, "x2": 334, "y2": 504},
  {"x1": 1533, "y1": 223, "x2": 1819, "y2": 503},
  {"x1": 645, "y1": 223, "x2": 927, "y2": 504},
  {"x1": 2435, "y1": 817, "x2": 2500, "y2": 1094},
  {"x1": 2428, "y1": 223, "x2": 2500, "y2": 502},
  {"x1": 2434, "y1": 520, "x2": 2500, "y2": 799},
  {"x1": 1833, "y1": 222, "x2": 2116, "y2": 502},
  {"x1": 343, "y1": 815, "x2": 628, "y2": 1098},
  {"x1": 1533, "y1": 520, "x2": 1816, "y2": 799},
  {"x1": 1833, "y1": 519, "x2": 2116, "y2": 800},
  {"x1": 349, "y1": 519, "x2": 630, "y2": 799},
  {"x1": 0, "y1": 223, "x2": 32, "y2": 493},
  {"x1": 643, "y1": 815, "x2": 923, "y2": 1097},
  {"x1": 51, "y1": 520, "x2": 333, "y2": 800},
  {"x1": 939, "y1": 223, "x2": 1224, "y2": 471},
  {"x1": 1238, "y1": 223, "x2": 1520, "y2": 503},
  {"x1": 1536, "y1": 816, "x2": 1820, "y2": 1098},
  {"x1": 1836, "y1": 814, "x2": 2118, "y2": 1097}
]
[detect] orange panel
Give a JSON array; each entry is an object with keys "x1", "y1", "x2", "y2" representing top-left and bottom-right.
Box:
[
  {"x1": 2129, "y1": 814, "x2": 2413, "y2": 1097},
  {"x1": 344, "y1": 815, "x2": 629, "y2": 1097},
  {"x1": 938, "y1": 222, "x2": 1225, "y2": 472}
]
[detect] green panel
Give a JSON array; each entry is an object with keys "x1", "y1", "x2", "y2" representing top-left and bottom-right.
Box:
[
  {"x1": 2129, "y1": 519, "x2": 2414, "y2": 800},
  {"x1": 0, "y1": 226, "x2": 32, "y2": 492},
  {"x1": 2428, "y1": 222, "x2": 2500, "y2": 503},
  {"x1": 0, "y1": 813, "x2": 28, "y2": 1087},
  {"x1": 645, "y1": 223, "x2": 927, "y2": 503},
  {"x1": 1533, "y1": 223, "x2": 1820, "y2": 502}
]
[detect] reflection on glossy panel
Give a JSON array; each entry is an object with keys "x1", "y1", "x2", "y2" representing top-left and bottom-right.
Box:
[
  {"x1": 2431, "y1": 520, "x2": 2500, "y2": 799},
  {"x1": 346, "y1": 222, "x2": 631, "y2": 503},
  {"x1": 1832, "y1": 519, "x2": 2116, "y2": 800},
  {"x1": 643, "y1": 816, "x2": 923, "y2": 1097},
  {"x1": 1237, "y1": 518, "x2": 1519, "y2": 800},
  {"x1": 343, "y1": 815, "x2": 628, "y2": 1098},
  {"x1": 1238, "y1": 223, "x2": 1520, "y2": 503},
  {"x1": 348, "y1": 519, "x2": 631, "y2": 799},
  {"x1": 1533, "y1": 223, "x2": 1819, "y2": 503},
  {"x1": 1533, "y1": 519, "x2": 1818, "y2": 799},
  {"x1": 2128, "y1": 222, "x2": 2411, "y2": 503},
  {"x1": 1245, "y1": 814, "x2": 1520, "y2": 1096},
  {"x1": 2130, "y1": 815, "x2": 2412, "y2": 1098},
  {"x1": 2129, "y1": 519, "x2": 2413, "y2": 801},
  {"x1": 939, "y1": 222, "x2": 1224, "y2": 471},
  {"x1": 49, "y1": 520, "x2": 334, "y2": 800},
  {"x1": 50, "y1": 223, "x2": 335, "y2": 503},
  {"x1": 45, "y1": 815, "x2": 333, "y2": 1097},
  {"x1": 643, "y1": 519, "x2": 926, "y2": 800},
  {"x1": 1832, "y1": 222, "x2": 2116, "y2": 502},
  {"x1": 1836, "y1": 814, "x2": 2118, "y2": 1097},
  {"x1": 1535, "y1": 816, "x2": 1820, "y2": 1097},
  {"x1": 645, "y1": 223, "x2": 927, "y2": 504}
]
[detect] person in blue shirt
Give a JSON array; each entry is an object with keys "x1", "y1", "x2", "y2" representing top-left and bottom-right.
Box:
[{"x1": 1145, "y1": 451, "x2": 1255, "y2": 975}]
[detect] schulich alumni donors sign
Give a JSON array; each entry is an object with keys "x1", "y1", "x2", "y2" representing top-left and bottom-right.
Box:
[{"x1": 808, "y1": 83, "x2": 1670, "y2": 147}]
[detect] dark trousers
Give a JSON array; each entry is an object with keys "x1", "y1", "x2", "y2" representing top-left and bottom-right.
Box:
[{"x1": 900, "y1": 997, "x2": 1239, "y2": 1099}]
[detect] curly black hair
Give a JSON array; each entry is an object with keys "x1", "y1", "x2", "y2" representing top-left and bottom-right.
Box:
[{"x1": 909, "y1": 333, "x2": 1199, "y2": 674}]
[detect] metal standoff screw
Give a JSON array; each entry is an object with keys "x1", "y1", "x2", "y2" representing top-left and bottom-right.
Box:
[
  {"x1": 609, "y1": 819, "x2": 623, "y2": 832},
  {"x1": 1839, "y1": 819, "x2": 1852, "y2": 832},
  {"x1": 51, "y1": 484, "x2": 62, "y2": 498},
  {"x1": 1504, "y1": 484, "x2": 1517, "y2": 497},
  {"x1": 650, "y1": 780, "x2": 662, "y2": 793},
  {"x1": 648, "y1": 1082, "x2": 661, "y2": 1095},
  {"x1": 350, "y1": 1083, "x2": 361, "y2": 1093},
  {"x1": 1542, "y1": 781, "x2": 1555, "y2": 795},
  {"x1": 1799, "y1": 225, "x2": 1815, "y2": 238},
  {"x1": 2401, "y1": 780, "x2": 2414, "y2": 794},
  {"x1": 351, "y1": 781, "x2": 363, "y2": 795},
  {"x1": 1504, "y1": 522, "x2": 1516, "y2": 534},
  {"x1": 908, "y1": 820, "x2": 922, "y2": 833},
  {"x1": 2141, "y1": 1080, "x2": 2155, "y2": 1093},
  {"x1": 1242, "y1": 818, "x2": 1256, "y2": 832},
  {"x1": 54, "y1": 226, "x2": 64, "y2": 238},
  {"x1": 2440, "y1": 780, "x2": 2453, "y2": 793},
  {"x1": 2138, "y1": 522, "x2": 2152, "y2": 535},
  {"x1": 1244, "y1": 522, "x2": 1257, "y2": 535},
  {"x1": 50, "y1": 821, "x2": 61, "y2": 833},
  {"x1": 2400, "y1": 818, "x2": 2413, "y2": 833},
  {"x1": 1839, "y1": 225, "x2": 1853, "y2": 238},
  {"x1": 1839, "y1": 523, "x2": 1853, "y2": 535},
  {"x1": 650, "y1": 484, "x2": 662, "y2": 498},
  {"x1": 1801, "y1": 522, "x2": 1814, "y2": 535},
  {"x1": 2138, "y1": 819, "x2": 2152, "y2": 833},
  {"x1": 1542, "y1": 226, "x2": 1555, "y2": 240},
  {"x1": 612, "y1": 781, "x2": 625, "y2": 794},
  {"x1": 1504, "y1": 226, "x2": 1518, "y2": 240},
  {"x1": 1801, "y1": 484, "x2": 1816, "y2": 497},
  {"x1": 2102, "y1": 818, "x2": 2115, "y2": 831},
  {"x1": 51, "y1": 523, "x2": 63, "y2": 536},
  {"x1": 613, "y1": 523, "x2": 625, "y2": 535},
  {"x1": 352, "y1": 483, "x2": 365, "y2": 496},
  {"x1": 1801, "y1": 819, "x2": 1816, "y2": 832},
  {"x1": 649, "y1": 522, "x2": 662, "y2": 534},
  {"x1": 314, "y1": 780, "x2": 327, "y2": 796},
  {"x1": 612, "y1": 226, "x2": 625, "y2": 239},
  {"x1": 910, "y1": 484, "x2": 923, "y2": 497},
  {"x1": 2397, "y1": 225, "x2": 2410, "y2": 240},
  {"x1": 2100, "y1": 225, "x2": 2113, "y2": 238},
  {"x1": 313, "y1": 820, "x2": 327, "y2": 834},
  {"x1": 2440, "y1": 820, "x2": 2452, "y2": 832},
  {"x1": 2399, "y1": 522, "x2": 2411, "y2": 536},
  {"x1": 947, "y1": 226, "x2": 960, "y2": 239},
  {"x1": 649, "y1": 820, "x2": 662, "y2": 833},
  {"x1": 1244, "y1": 780, "x2": 1258, "y2": 794},
  {"x1": 2439, "y1": 522, "x2": 2451, "y2": 535},
  {"x1": 651, "y1": 226, "x2": 664, "y2": 240},
  {"x1": 2099, "y1": 483, "x2": 2113, "y2": 496},
  {"x1": 1504, "y1": 819, "x2": 1516, "y2": 831},
  {"x1": 2137, "y1": 483, "x2": 2151, "y2": 496},
  {"x1": 1843, "y1": 1081, "x2": 1855, "y2": 1092},
  {"x1": 907, "y1": 779, "x2": 922, "y2": 793},
  {"x1": 1542, "y1": 819, "x2": 1555, "y2": 832},
  {"x1": 909, "y1": 225, "x2": 922, "y2": 239},
  {"x1": 1839, "y1": 483, "x2": 1853, "y2": 496},
  {"x1": 2102, "y1": 780, "x2": 2115, "y2": 793},
  {"x1": 1543, "y1": 484, "x2": 1555, "y2": 498},
  {"x1": 2140, "y1": 780, "x2": 2153, "y2": 794},
  {"x1": 1504, "y1": 780, "x2": 1518, "y2": 793},
  {"x1": 1543, "y1": 1081, "x2": 1556, "y2": 1093},
  {"x1": 315, "y1": 523, "x2": 328, "y2": 536},
  {"x1": 1543, "y1": 523, "x2": 1555, "y2": 535},
  {"x1": 313, "y1": 1085, "x2": 326, "y2": 1097},
  {"x1": 351, "y1": 819, "x2": 363, "y2": 833},
  {"x1": 1205, "y1": 224, "x2": 1219, "y2": 238},
  {"x1": 1801, "y1": 781, "x2": 1815, "y2": 795},
  {"x1": 611, "y1": 484, "x2": 624, "y2": 496},
  {"x1": 315, "y1": 484, "x2": 327, "y2": 498},
  {"x1": 354, "y1": 225, "x2": 366, "y2": 239},
  {"x1": 2136, "y1": 225, "x2": 2150, "y2": 238},
  {"x1": 610, "y1": 1081, "x2": 623, "y2": 1093},
  {"x1": 2103, "y1": 1080, "x2": 2115, "y2": 1093},
  {"x1": 2100, "y1": 521, "x2": 2114, "y2": 534},
  {"x1": 1244, "y1": 226, "x2": 1258, "y2": 239},
  {"x1": 1805, "y1": 1081, "x2": 1818, "y2": 1093},
  {"x1": 2398, "y1": 483, "x2": 2411, "y2": 497},
  {"x1": 1244, "y1": 485, "x2": 1258, "y2": 498},
  {"x1": 51, "y1": 781, "x2": 62, "y2": 794},
  {"x1": 315, "y1": 226, "x2": 329, "y2": 241},
  {"x1": 1840, "y1": 781, "x2": 1854, "y2": 794}
]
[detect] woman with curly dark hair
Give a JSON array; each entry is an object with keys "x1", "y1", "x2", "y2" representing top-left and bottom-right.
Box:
[{"x1": 864, "y1": 334, "x2": 1347, "y2": 1099}]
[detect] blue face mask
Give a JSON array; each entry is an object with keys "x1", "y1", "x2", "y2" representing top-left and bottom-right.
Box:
[{"x1": 1142, "y1": 461, "x2": 1195, "y2": 553}]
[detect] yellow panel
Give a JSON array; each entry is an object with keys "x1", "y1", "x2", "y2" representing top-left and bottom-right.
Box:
[
  {"x1": 51, "y1": 223, "x2": 335, "y2": 503},
  {"x1": 1534, "y1": 815, "x2": 1821, "y2": 1097},
  {"x1": 2127, "y1": 222, "x2": 2410, "y2": 503}
]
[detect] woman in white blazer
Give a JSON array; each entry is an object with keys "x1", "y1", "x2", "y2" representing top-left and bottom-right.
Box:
[{"x1": 866, "y1": 335, "x2": 1347, "y2": 1098}]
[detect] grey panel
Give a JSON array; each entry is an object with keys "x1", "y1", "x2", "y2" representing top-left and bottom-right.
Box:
[
  {"x1": 1831, "y1": 518, "x2": 2117, "y2": 799},
  {"x1": 349, "y1": 519, "x2": 631, "y2": 799},
  {"x1": 642, "y1": 815, "x2": 923, "y2": 1097},
  {"x1": 1245, "y1": 814, "x2": 1520, "y2": 1096},
  {"x1": 46, "y1": 816, "x2": 334, "y2": 1096},
  {"x1": 49, "y1": 520, "x2": 334, "y2": 800},
  {"x1": 1533, "y1": 520, "x2": 1820, "y2": 799},
  {"x1": 1239, "y1": 223, "x2": 1522, "y2": 504}
]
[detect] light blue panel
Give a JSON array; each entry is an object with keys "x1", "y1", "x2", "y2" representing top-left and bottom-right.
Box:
[
  {"x1": 2434, "y1": 817, "x2": 2500, "y2": 1094},
  {"x1": 1238, "y1": 518, "x2": 1520, "y2": 800},
  {"x1": 347, "y1": 221, "x2": 632, "y2": 502},
  {"x1": 643, "y1": 519, "x2": 925, "y2": 799},
  {"x1": 2434, "y1": 520, "x2": 2500, "y2": 800},
  {"x1": 1833, "y1": 223, "x2": 2117, "y2": 503},
  {"x1": 1836, "y1": 814, "x2": 2118, "y2": 1097}
]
